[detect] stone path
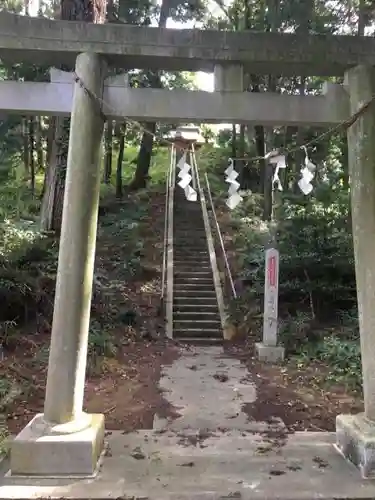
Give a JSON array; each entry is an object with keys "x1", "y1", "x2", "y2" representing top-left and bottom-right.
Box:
[{"x1": 153, "y1": 345, "x2": 285, "y2": 433}]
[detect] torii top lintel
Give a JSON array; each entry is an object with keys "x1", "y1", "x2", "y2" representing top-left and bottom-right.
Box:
[{"x1": 0, "y1": 12, "x2": 374, "y2": 76}]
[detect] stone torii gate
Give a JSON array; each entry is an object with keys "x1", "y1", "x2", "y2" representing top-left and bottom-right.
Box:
[{"x1": 1, "y1": 11, "x2": 375, "y2": 480}]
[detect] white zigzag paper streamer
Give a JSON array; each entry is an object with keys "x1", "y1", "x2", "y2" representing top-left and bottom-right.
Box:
[
  {"x1": 184, "y1": 184, "x2": 197, "y2": 202},
  {"x1": 298, "y1": 146, "x2": 316, "y2": 195},
  {"x1": 269, "y1": 152, "x2": 287, "y2": 192},
  {"x1": 176, "y1": 153, "x2": 197, "y2": 201},
  {"x1": 178, "y1": 163, "x2": 191, "y2": 179},
  {"x1": 222, "y1": 146, "x2": 316, "y2": 205},
  {"x1": 178, "y1": 173, "x2": 192, "y2": 189},
  {"x1": 225, "y1": 158, "x2": 243, "y2": 209},
  {"x1": 177, "y1": 153, "x2": 187, "y2": 170}
]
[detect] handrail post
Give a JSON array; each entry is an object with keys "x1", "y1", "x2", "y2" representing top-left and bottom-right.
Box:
[
  {"x1": 160, "y1": 146, "x2": 172, "y2": 305},
  {"x1": 165, "y1": 145, "x2": 175, "y2": 338}
]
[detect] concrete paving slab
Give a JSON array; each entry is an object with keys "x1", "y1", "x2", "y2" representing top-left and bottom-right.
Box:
[
  {"x1": 153, "y1": 346, "x2": 285, "y2": 432},
  {"x1": 1, "y1": 430, "x2": 375, "y2": 499}
]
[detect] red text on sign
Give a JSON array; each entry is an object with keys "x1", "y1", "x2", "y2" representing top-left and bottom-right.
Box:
[{"x1": 268, "y1": 256, "x2": 276, "y2": 287}]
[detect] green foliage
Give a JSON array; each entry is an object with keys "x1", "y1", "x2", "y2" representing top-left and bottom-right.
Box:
[
  {"x1": 88, "y1": 320, "x2": 117, "y2": 358},
  {"x1": 219, "y1": 144, "x2": 361, "y2": 387},
  {"x1": 99, "y1": 199, "x2": 148, "y2": 278},
  {"x1": 0, "y1": 222, "x2": 56, "y2": 345},
  {"x1": 107, "y1": 145, "x2": 169, "y2": 189},
  {"x1": 196, "y1": 144, "x2": 231, "y2": 194}
]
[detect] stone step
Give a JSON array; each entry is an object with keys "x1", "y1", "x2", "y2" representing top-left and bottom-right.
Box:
[
  {"x1": 174, "y1": 256, "x2": 209, "y2": 261},
  {"x1": 174, "y1": 239, "x2": 207, "y2": 245},
  {"x1": 175, "y1": 239, "x2": 206, "y2": 243},
  {"x1": 174, "y1": 221, "x2": 205, "y2": 226},
  {"x1": 174, "y1": 280, "x2": 213, "y2": 287},
  {"x1": 174, "y1": 265, "x2": 211, "y2": 271},
  {"x1": 175, "y1": 224, "x2": 205, "y2": 228},
  {"x1": 173, "y1": 234, "x2": 207, "y2": 241},
  {"x1": 173, "y1": 311, "x2": 220, "y2": 321},
  {"x1": 21, "y1": 430, "x2": 364, "y2": 499},
  {"x1": 174, "y1": 254, "x2": 209, "y2": 260},
  {"x1": 174, "y1": 230, "x2": 207, "y2": 236},
  {"x1": 174, "y1": 271, "x2": 212, "y2": 277},
  {"x1": 174, "y1": 267, "x2": 211, "y2": 273},
  {"x1": 173, "y1": 319, "x2": 222, "y2": 330},
  {"x1": 173, "y1": 328, "x2": 222, "y2": 339},
  {"x1": 174, "y1": 296, "x2": 218, "y2": 304},
  {"x1": 174, "y1": 280, "x2": 214, "y2": 287},
  {"x1": 174, "y1": 212, "x2": 204, "y2": 217},
  {"x1": 174, "y1": 221, "x2": 206, "y2": 226},
  {"x1": 174, "y1": 302, "x2": 219, "y2": 311},
  {"x1": 174, "y1": 287, "x2": 216, "y2": 295},
  {"x1": 174, "y1": 265, "x2": 211, "y2": 272},
  {"x1": 174, "y1": 279, "x2": 213, "y2": 285},
  {"x1": 174, "y1": 205, "x2": 202, "y2": 210},
  {"x1": 174, "y1": 239, "x2": 206, "y2": 244},
  {"x1": 174, "y1": 227, "x2": 206, "y2": 232},
  {"x1": 174, "y1": 305, "x2": 219, "y2": 314},
  {"x1": 174, "y1": 246, "x2": 208, "y2": 251},
  {"x1": 174, "y1": 295, "x2": 217, "y2": 303},
  {"x1": 174, "y1": 336, "x2": 224, "y2": 345},
  {"x1": 174, "y1": 282, "x2": 214, "y2": 289},
  {"x1": 174, "y1": 255, "x2": 209, "y2": 260},
  {"x1": 174, "y1": 250, "x2": 208, "y2": 256}
]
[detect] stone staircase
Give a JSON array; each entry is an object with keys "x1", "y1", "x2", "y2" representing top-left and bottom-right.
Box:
[{"x1": 172, "y1": 189, "x2": 223, "y2": 341}]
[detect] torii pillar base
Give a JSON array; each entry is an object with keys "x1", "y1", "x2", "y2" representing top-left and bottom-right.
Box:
[{"x1": 10, "y1": 413, "x2": 105, "y2": 477}]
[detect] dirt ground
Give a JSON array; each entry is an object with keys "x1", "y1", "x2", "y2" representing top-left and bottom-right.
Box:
[
  {"x1": 5, "y1": 339, "x2": 179, "y2": 434},
  {"x1": 4, "y1": 338, "x2": 363, "y2": 435},
  {"x1": 1, "y1": 191, "x2": 364, "y2": 436},
  {"x1": 226, "y1": 343, "x2": 363, "y2": 432}
]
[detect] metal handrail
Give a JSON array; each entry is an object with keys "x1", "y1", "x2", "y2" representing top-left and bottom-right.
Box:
[
  {"x1": 204, "y1": 172, "x2": 237, "y2": 299},
  {"x1": 191, "y1": 144, "x2": 227, "y2": 329},
  {"x1": 161, "y1": 144, "x2": 175, "y2": 301}
]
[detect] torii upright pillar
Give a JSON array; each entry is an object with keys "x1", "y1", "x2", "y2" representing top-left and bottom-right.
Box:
[
  {"x1": 10, "y1": 52, "x2": 107, "y2": 477},
  {"x1": 336, "y1": 65, "x2": 375, "y2": 478}
]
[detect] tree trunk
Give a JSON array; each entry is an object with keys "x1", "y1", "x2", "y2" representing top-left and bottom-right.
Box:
[
  {"x1": 115, "y1": 122, "x2": 125, "y2": 198},
  {"x1": 40, "y1": 117, "x2": 69, "y2": 231},
  {"x1": 231, "y1": 124, "x2": 237, "y2": 158},
  {"x1": 358, "y1": 0, "x2": 366, "y2": 36},
  {"x1": 250, "y1": 75, "x2": 267, "y2": 200},
  {"x1": 293, "y1": 76, "x2": 307, "y2": 193},
  {"x1": 237, "y1": 124, "x2": 245, "y2": 189},
  {"x1": 36, "y1": 116, "x2": 44, "y2": 172},
  {"x1": 41, "y1": 116, "x2": 56, "y2": 201},
  {"x1": 106, "y1": 0, "x2": 115, "y2": 21},
  {"x1": 293, "y1": 0, "x2": 312, "y2": 193},
  {"x1": 46, "y1": 116, "x2": 56, "y2": 167},
  {"x1": 40, "y1": 0, "x2": 106, "y2": 232},
  {"x1": 103, "y1": 120, "x2": 113, "y2": 184},
  {"x1": 129, "y1": 0, "x2": 169, "y2": 190},
  {"x1": 28, "y1": 117, "x2": 35, "y2": 197},
  {"x1": 263, "y1": 1, "x2": 280, "y2": 221},
  {"x1": 254, "y1": 125, "x2": 266, "y2": 191},
  {"x1": 129, "y1": 122, "x2": 156, "y2": 190},
  {"x1": 22, "y1": 117, "x2": 29, "y2": 178}
]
